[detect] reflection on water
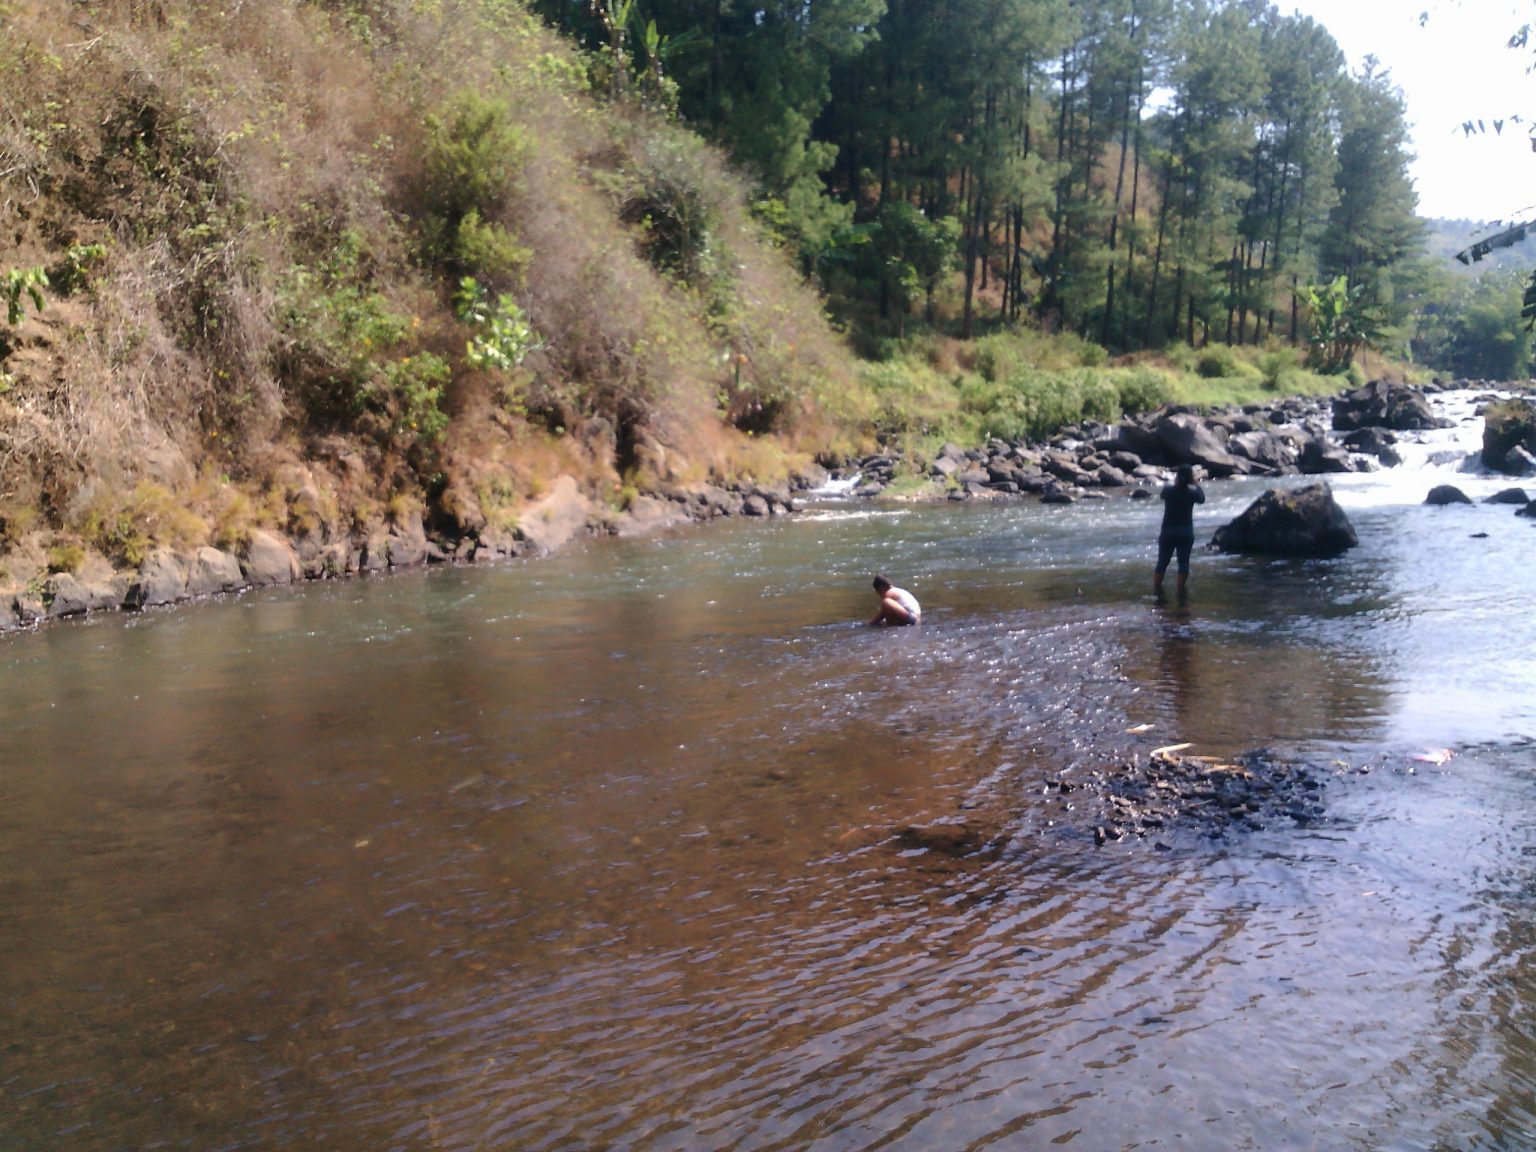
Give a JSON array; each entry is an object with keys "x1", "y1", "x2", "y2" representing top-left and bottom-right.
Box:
[{"x1": 5, "y1": 393, "x2": 1536, "y2": 1149}]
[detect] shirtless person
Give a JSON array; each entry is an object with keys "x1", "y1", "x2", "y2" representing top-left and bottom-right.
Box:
[{"x1": 869, "y1": 574, "x2": 921, "y2": 626}]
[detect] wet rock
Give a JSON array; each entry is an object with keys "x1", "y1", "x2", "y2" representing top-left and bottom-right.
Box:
[
  {"x1": 1342, "y1": 426, "x2": 1403, "y2": 467},
  {"x1": 1486, "y1": 487, "x2": 1531, "y2": 505},
  {"x1": 186, "y1": 546, "x2": 246, "y2": 597},
  {"x1": 1425, "y1": 484, "x2": 1473, "y2": 506},
  {"x1": 895, "y1": 822, "x2": 997, "y2": 859},
  {"x1": 1211, "y1": 482, "x2": 1357, "y2": 558},
  {"x1": 1332, "y1": 379, "x2": 1446, "y2": 431},
  {"x1": 1229, "y1": 430, "x2": 1296, "y2": 473},
  {"x1": 1298, "y1": 437, "x2": 1358, "y2": 474},
  {"x1": 386, "y1": 513, "x2": 430, "y2": 568},
  {"x1": 125, "y1": 548, "x2": 188, "y2": 609},
  {"x1": 242, "y1": 528, "x2": 301, "y2": 585},
  {"x1": 40, "y1": 575, "x2": 90, "y2": 619},
  {"x1": 1482, "y1": 397, "x2": 1536, "y2": 475},
  {"x1": 1152, "y1": 412, "x2": 1244, "y2": 477}
]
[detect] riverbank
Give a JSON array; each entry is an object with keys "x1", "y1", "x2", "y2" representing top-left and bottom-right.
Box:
[{"x1": 4, "y1": 376, "x2": 1531, "y2": 636}]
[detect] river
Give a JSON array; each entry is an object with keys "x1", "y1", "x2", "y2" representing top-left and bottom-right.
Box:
[{"x1": 3, "y1": 390, "x2": 1535, "y2": 1149}]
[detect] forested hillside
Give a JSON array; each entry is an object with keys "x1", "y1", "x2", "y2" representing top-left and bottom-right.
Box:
[
  {"x1": 0, "y1": 0, "x2": 1514, "y2": 606},
  {"x1": 538, "y1": 0, "x2": 1430, "y2": 354}
]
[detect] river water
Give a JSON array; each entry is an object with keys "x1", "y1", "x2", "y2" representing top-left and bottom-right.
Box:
[{"x1": 4, "y1": 391, "x2": 1536, "y2": 1150}]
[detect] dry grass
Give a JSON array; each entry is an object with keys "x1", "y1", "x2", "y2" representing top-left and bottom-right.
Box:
[{"x1": 0, "y1": 0, "x2": 866, "y2": 571}]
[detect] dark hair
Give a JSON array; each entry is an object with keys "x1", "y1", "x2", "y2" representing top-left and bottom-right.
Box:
[
  {"x1": 1174, "y1": 464, "x2": 1195, "y2": 486},
  {"x1": 872, "y1": 574, "x2": 891, "y2": 592}
]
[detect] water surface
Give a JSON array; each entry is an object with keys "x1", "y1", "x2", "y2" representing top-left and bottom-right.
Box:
[{"x1": 4, "y1": 391, "x2": 1536, "y2": 1149}]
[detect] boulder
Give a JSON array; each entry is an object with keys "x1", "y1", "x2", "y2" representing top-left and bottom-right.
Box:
[
  {"x1": 1342, "y1": 426, "x2": 1403, "y2": 467},
  {"x1": 1332, "y1": 380, "x2": 1445, "y2": 431},
  {"x1": 1153, "y1": 413, "x2": 1243, "y2": 477},
  {"x1": 1298, "y1": 437, "x2": 1358, "y2": 474},
  {"x1": 1481, "y1": 397, "x2": 1536, "y2": 475},
  {"x1": 186, "y1": 546, "x2": 246, "y2": 596},
  {"x1": 1228, "y1": 430, "x2": 1296, "y2": 473},
  {"x1": 42, "y1": 573, "x2": 99, "y2": 619},
  {"x1": 125, "y1": 549, "x2": 188, "y2": 609},
  {"x1": 615, "y1": 494, "x2": 686, "y2": 538},
  {"x1": 1211, "y1": 482, "x2": 1358, "y2": 558},
  {"x1": 514, "y1": 475, "x2": 592, "y2": 556},
  {"x1": 1425, "y1": 484, "x2": 1473, "y2": 506},
  {"x1": 1485, "y1": 487, "x2": 1530, "y2": 506},
  {"x1": 242, "y1": 529, "x2": 301, "y2": 585},
  {"x1": 386, "y1": 513, "x2": 430, "y2": 568}
]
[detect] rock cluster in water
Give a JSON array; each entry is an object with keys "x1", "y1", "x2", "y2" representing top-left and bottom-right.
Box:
[
  {"x1": 835, "y1": 378, "x2": 1471, "y2": 504},
  {"x1": 1054, "y1": 746, "x2": 1331, "y2": 847}
]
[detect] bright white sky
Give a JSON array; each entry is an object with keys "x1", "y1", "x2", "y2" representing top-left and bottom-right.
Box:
[{"x1": 1282, "y1": 0, "x2": 1536, "y2": 223}]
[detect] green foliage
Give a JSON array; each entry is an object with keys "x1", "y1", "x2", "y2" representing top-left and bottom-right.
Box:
[
  {"x1": 1195, "y1": 346, "x2": 1240, "y2": 379},
  {"x1": 1300, "y1": 275, "x2": 1381, "y2": 374},
  {"x1": 865, "y1": 203, "x2": 961, "y2": 331},
  {"x1": 420, "y1": 90, "x2": 531, "y2": 284},
  {"x1": 3, "y1": 266, "x2": 48, "y2": 325},
  {"x1": 81, "y1": 482, "x2": 206, "y2": 568},
  {"x1": 45, "y1": 543, "x2": 83, "y2": 574},
  {"x1": 453, "y1": 209, "x2": 531, "y2": 289},
  {"x1": 611, "y1": 136, "x2": 721, "y2": 288},
  {"x1": 279, "y1": 233, "x2": 447, "y2": 446},
  {"x1": 48, "y1": 243, "x2": 107, "y2": 296},
  {"x1": 378, "y1": 353, "x2": 451, "y2": 443},
  {"x1": 959, "y1": 368, "x2": 1122, "y2": 444},
  {"x1": 454, "y1": 276, "x2": 543, "y2": 374}
]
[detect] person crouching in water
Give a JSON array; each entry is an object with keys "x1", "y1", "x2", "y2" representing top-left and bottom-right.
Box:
[
  {"x1": 869, "y1": 574, "x2": 921, "y2": 626},
  {"x1": 1154, "y1": 464, "x2": 1205, "y2": 604}
]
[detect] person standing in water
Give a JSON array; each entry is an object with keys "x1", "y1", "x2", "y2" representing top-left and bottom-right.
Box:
[
  {"x1": 1154, "y1": 464, "x2": 1205, "y2": 603},
  {"x1": 869, "y1": 574, "x2": 921, "y2": 626}
]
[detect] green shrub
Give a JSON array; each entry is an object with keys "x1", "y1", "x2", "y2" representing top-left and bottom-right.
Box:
[
  {"x1": 46, "y1": 543, "x2": 84, "y2": 573},
  {"x1": 378, "y1": 353, "x2": 451, "y2": 443},
  {"x1": 1196, "y1": 345, "x2": 1239, "y2": 379},
  {"x1": 1113, "y1": 365, "x2": 1174, "y2": 414},
  {"x1": 420, "y1": 90, "x2": 532, "y2": 282}
]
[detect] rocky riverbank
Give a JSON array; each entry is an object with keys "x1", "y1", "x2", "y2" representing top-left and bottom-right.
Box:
[{"x1": 5, "y1": 377, "x2": 1531, "y2": 634}]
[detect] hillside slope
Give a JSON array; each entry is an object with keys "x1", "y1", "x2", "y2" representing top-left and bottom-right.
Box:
[{"x1": 0, "y1": 0, "x2": 863, "y2": 601}]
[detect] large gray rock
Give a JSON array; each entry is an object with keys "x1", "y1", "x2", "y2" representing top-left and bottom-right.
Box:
[
  {"x1": 1332, "y1": 380, "x2": 1445, "y2": 431},
  {"x1": 386, "y1": 513, "x2": 430, "y2": 568},
  {"x1": 186, "y1": 546, "x2": 246, "y2": 596},
  {"x1": 1298, "y1": 437, "x2": 1359, "y2": 474},
  {"x1": 1425, "y1": 485, "x2": 1473, "y2": 506},
  {"x1": 1228, "y1": 430, "x2": 1296, "y2": 473},
  {"x1": 1152, "y1": 413, "x2": 1243, "y2": 477},
  {"x1": 1211, "y1": 482, "x2": 1358, "y2": 558},
  {"x1": 126, "y1": 549, "x2": 188, "y2": 609},
  {"x1": 242, "y1": 529, "x2": 301, "y2": 585},
  {"x1": 1481, "y1": 397, "x2": 1536, "y2": 475}
]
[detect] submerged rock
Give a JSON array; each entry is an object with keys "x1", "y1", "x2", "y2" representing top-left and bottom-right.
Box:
[
  {"x1": 1210, "y1": 482, "x2": 1358, "y2": 558},
  {"x1": 1425, "y1": 485, "x2": 1473, "y2": 506}
]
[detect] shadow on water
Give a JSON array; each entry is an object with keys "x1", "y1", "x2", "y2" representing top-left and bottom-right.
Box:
[{"x1": 6, "y1": 398, "x2": 1536, "y2": 1149}]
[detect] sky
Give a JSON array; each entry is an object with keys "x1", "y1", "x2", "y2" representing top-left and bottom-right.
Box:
[{"x1": 1281, "y1": 0, "x2": 1536, "y2": 223}]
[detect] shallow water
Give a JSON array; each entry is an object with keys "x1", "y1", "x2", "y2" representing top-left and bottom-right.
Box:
[{"x1": 3, "y1": 391, "x2": 1536, "y2": 1149}]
